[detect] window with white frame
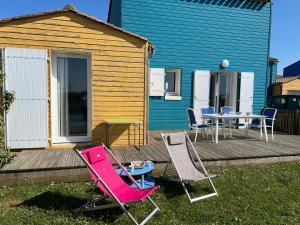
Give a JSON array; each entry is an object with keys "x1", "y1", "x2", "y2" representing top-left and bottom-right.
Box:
[{"x1": 165, "y1": 68, "x2": 181, "y2": 100}]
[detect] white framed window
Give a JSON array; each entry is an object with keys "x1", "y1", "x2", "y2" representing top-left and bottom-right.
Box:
[{"x1": 165, "y1": 68, "x2": 182, "y2": 100}]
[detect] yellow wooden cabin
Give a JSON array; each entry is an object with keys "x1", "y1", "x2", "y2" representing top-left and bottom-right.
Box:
[
  {"x1": 273, "y1": 76, "x2": 300, "y2": 96},
  {"x1": 0, "y1": 7, "x2": 151, "y2": 149}
]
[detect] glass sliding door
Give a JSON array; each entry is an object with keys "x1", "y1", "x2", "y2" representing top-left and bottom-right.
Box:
[
  {"x1": 52, "y1": 53, "x2": 90, "y2": 143},
  {"x1": 210, "y1": 73, "x2": 238, "y2": 112}
]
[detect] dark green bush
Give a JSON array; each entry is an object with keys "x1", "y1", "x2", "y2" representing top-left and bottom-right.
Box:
[
  {"x1": 0, "y1": 114, "x2": 13, "y2": 168},
  {"x1": 0, "y1": 55, "x2": 14, "y2": 168}
]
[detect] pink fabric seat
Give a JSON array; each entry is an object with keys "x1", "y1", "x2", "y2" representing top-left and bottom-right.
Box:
[{"x1": 81, "y1": 146, "x2": 159, "y2": 203}]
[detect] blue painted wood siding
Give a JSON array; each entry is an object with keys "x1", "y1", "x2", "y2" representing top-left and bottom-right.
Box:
[{"x1": 109, "y1": 0, "x2": 271, "y2": 130}]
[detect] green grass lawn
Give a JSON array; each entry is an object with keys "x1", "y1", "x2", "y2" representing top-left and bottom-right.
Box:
[{"x1": 1, "y1": 163, "x2": 300, "y2": 225}]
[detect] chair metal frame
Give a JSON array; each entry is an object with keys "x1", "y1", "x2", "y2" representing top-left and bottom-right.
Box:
[
  {"x1": 161, "y1": 131, "x2": 218, "y2": 203},
  {"x1": 74, "y1": 144, "x2": 160, "y2": 225},
  {"x1": 201, "y1": 106, "x2": 226, "y2": 138},
  {"x1": 251, "y1": 108, "x2": 277, "y2": 140},
  {"x1": 186, "y1": 108, "x2": 214, "y2": 143},
  {"x1": 220, "y1": 106, "x2": 245, "y2": 137}
]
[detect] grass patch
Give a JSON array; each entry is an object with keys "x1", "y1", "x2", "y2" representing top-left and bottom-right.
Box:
[{"x1": 1, "y1": 163, "x2": 300, "y2": 224}]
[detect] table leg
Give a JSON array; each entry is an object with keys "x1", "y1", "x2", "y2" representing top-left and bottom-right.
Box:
[
  {"x1": 229, "y1": 120, "x2": 232, "y2": 137},
  {"x1": 141, "y1": 174, "x2": 144, "y2": 188},
  {"x1": 138, "y1": 123, "x2": 141, "y2": 150},
  {"x1": 128, "y1": 124, "x2": 131, "y2": 146},
  {"x1": 260, "y1": 118, "x2": 263, "y2": 140},
  {"x1": 244, "y1": 118, "x2": 249, "y2": 137},
  {"x1": 106, "y1": 123, "x2": 109, "y2": 147},
  {"x1": 263, "y1": 118, "x2": 269, "y2": 142},
  {"x1": 215, "y1": 119, "x2": 219, "y2": 144}
]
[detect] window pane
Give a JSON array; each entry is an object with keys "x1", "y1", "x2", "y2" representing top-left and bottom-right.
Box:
[
  {"x1": 165, "y1": 72, "x2": 176, "y2": 93},
  {"x1": 218, "y1": 75, "x2": 232, "y2": 109},
  {"x1": 57, "y1": 57, "x2": 87, "y2": 137}
]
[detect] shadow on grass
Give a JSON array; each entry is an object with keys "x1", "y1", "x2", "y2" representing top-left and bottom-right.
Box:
[
  {"x1": 18, "y1": 191, "x2": 124, "y2": 223},
  {"x1": 155, "y1": 177, "x2": 213, "y2": 199}
]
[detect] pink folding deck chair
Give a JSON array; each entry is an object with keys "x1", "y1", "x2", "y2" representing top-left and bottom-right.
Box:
[{"x1": 74, "y1": 145, "x2": 160, "y2": 225}]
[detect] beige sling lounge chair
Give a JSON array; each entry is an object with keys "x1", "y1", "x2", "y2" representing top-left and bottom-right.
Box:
[{"x1": 161, "y1": 131, "x2": 218, "y2": 203}]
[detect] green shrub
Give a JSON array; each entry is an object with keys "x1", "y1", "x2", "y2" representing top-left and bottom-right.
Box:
[
  {"x1": 0, "y1": 54, "x2": 14, "y2": 168},
  {"x1": 0, "y1": 114, "x2": 13, "y2": 168}
]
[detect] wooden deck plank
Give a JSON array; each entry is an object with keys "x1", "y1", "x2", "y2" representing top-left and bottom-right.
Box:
[
  {"x1": 18, "y1": 150, "x2": 47, "y2": 170},
  {"x1": 25, "y1": 150, "x2": 49, "y2": 169},
  {"x1": 56, "y1": 150, "x2": 71, "y2": 168},
  {"x1": 2, "y1": 150, "x2": 36, "y2": 170},
  {"x1": 64, "y1": 149, "x2": 77, "y2": 168},
  {"x1": 46, "y1": 150, "x2": 65, "y2": 169},
  {"x1": 2, "y1": 130, "x2": 300, "y2": 175}
]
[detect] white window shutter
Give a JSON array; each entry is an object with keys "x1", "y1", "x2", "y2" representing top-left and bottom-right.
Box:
[
  {"x1": 193, "y1": 70, "x2": 210, "y2": 123},
  {"x1": 239, "y1": 72, "x2": 254, "y2": 124},
  {"x1": 4, "y1": 47, "x2": 48, "y2": 149},
  {"x1": 149, "y1": 68, "x2": 165, "y2": 96}
]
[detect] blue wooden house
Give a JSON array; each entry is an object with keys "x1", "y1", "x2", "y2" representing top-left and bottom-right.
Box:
[{"x1": 109, "y1": 0, "x2": 273, "y2": 130}]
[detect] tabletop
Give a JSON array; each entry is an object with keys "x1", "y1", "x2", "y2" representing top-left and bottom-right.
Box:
[
  {"x1": 116, "y1": 162, "x2": 155, "y2": 176},
  {"x1": 105, "y1": 118, "x2": 142, "y2": 125},
  {"x1": 202, "y1": 114, "x2": 266, "y2": 119}
]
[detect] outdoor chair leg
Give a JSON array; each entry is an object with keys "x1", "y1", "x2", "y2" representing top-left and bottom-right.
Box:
[
  {"x1": 271, "y1": 126, "x2": 274, "y2": 140},
  {"x1": 194, "y1": 129, "x2": 198, "y2": 143},
  {"x1": 210, "y1": 127, "x2": 215, "y2": 142},
  {"x1": 222, "y1": 125, "x2": 225, "y2": 138}
]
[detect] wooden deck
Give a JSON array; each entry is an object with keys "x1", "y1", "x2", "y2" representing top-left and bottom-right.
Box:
[{"x1": 1, "y1": 129, "x2": 300, "y2": 185}]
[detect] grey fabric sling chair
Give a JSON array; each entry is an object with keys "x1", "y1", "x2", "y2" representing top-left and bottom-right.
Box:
[{"x1": 161, "y1": 131, "x2": 218, "y2": 203}]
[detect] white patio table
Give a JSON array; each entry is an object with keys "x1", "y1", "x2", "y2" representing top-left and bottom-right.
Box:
[{"x1": 201, "y1": 114, "x2": 268, "y2": 144}]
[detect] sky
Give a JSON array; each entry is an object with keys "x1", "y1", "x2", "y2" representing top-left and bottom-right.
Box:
[
  {"x1": 0, "y1": 0, "x2": 298, "y2": 75},
  {"x1": 271, "y1": 1, "x2": 300, "y2": 74},
  {"x1": 0, "y1": 0, "x2": 110, "y2": 21}
]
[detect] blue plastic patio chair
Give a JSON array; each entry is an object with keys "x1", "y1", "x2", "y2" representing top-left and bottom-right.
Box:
[
  {"x1": 200, "y1": 107, "x2": 216, "y2": 126},
  {"x1": 187, "y1": 108, "x2": 214, "y2": 143},
  {"x1": 220, "y1": 106, "x2": 234, "y2": 114},
  {"x1": 251, "y1": 108, "x2": 277, "y2": 140},
  {"x1": 201, "y1": 106, "x2": 215, "y2": 115},
  {"x1": 201, "y1": 107, "x2": 225, "y2": 138},
  {"x1": 220, "y1": 106, "x2": 245, "y2": 137}
]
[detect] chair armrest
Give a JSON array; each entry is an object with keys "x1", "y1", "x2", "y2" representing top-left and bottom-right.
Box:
[{"x1": 265, "y1": 118, "x2": 275, "y2": 121}]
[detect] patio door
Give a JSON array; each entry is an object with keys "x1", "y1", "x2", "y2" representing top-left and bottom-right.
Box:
[
  {"x1": 210, "y1": 73, "x2": 238, "y2": 112},
  {"x1": 52, "y1": 53, "x2": 91, "y2": 143}
]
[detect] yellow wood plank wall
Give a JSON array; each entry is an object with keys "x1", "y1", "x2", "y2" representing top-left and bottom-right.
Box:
[
  {"x1": 272, "y1": 84, "x2": 282, "y2": 96},
  {"x1": 0, "y1": 12, "x2": 148, "y2": 147},
  {"x1": 282, "y1": 79, "x2": 300, "y2": 95}
]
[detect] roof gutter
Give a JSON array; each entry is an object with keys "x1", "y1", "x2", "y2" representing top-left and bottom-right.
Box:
[{"x1": 265, "y1": 1, "x2": 272, "y2": 105}]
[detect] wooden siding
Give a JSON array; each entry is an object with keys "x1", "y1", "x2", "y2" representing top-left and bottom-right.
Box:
[
  {"x1": 274, "y1": 109, "x2": 300, "y2": 135},
  {"x1": 282, "y1": 78, "x2": 300, "y2": 95},
  {"x1": 0, "y1": 11, "x2": 148, "y2": 147},
  {"x1": 272, "y1": 84, "x2": 282, "y2": 96},
  {"x1": 110, "y1": 0, "x2": 271, "y2": 130}
]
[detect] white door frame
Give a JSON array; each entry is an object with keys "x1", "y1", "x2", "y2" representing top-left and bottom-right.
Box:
[{"x1": 51, "y1": 52, "x2": 92, "y2": 144}]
